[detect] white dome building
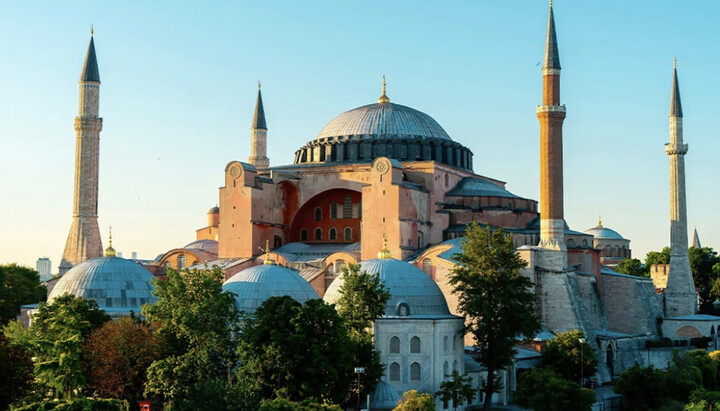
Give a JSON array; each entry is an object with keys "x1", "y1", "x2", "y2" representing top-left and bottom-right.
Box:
[
  {"x1": 222, "y1": 257, "x2": 319, "y2": 314},
  {"x1": 583, "y1": 217, "x2": 631, "y2": 267},
  {"x1": 48, "y1": 242, "x2": 157, "y2": 318},
  {"x1": 324, "y1": 244, "x2": 464, "y2": 408}
]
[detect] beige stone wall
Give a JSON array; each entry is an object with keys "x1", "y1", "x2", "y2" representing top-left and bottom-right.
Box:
[{"x1": 602, "y1": 273, "x2": 661, "y2": 336}]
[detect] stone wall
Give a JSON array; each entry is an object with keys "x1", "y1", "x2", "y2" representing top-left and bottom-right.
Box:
[{"x1": 602, "y1": 272, "x2": 661, "y2": 336}]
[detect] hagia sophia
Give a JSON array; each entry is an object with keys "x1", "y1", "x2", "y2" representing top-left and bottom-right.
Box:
[{"x1": 36, "y1": 2, "x2": 719, "y2": 409}]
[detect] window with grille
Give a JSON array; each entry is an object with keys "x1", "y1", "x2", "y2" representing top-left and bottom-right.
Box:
[
  {"x1": 329, "y1": 228, "x2": 337, "y2": 240},
  {"x1": 330, "y1": 202, "x2": 337, "y2": 219},
  {"x1": 314, "y1": 207, "x2": 322, "y2": 221},
  {"x1": 443, "y1": 336, "x2": 449, "y2": 352},
  {"x1": 344, "y1": 227, "x2": 352, "y2": 241},
  {"x1": 410, "y1": 336, "x2": 421, "y2": 353},
  {"x1": 301, "y1": 229, "x2": 308, "y2": 241},
  {"x1": 177, "y1": 254, "x2": 186, "y2": 269},
  {"x1": 343, "y1": 195, "x2": 352, "y2": 218},
  {"x1": 443, "y1": 361, "x2": 449, "y2": 377},
  {"x1": 389, "y1": 362, "x2": 400, "y2": 381},
  {"x1": 453, "y1": 335, "x2": 458, "y2": 352},
  {"x1": 389, "y1": 336, "x2": 400, "y2": 353},
  {"x1": 410, "y1": 362, "x2": 421, "y2": 381},
  {"x1": 314, "y1": 228, "x2": 322, "y2": 240}
]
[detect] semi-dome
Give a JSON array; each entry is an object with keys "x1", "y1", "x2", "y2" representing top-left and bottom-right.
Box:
[
  {"x1": 222, "y1": 263, "x2": 319, "y2": 314},
  {"x1": 584, "y1": 218, "x2": 626, "y2": 240},
  {"x1": 293, "y1": 88, "x2": 473, "y2": 171},
  {"x1": 48, "y1": 256, "x2": 157, "y2": 316},
  {"x1": 324, "y1": 257, "x2": 451, "y2": 317},
  {"x1": 184, "y1": 239, "x2": 218, "y2": 255}
]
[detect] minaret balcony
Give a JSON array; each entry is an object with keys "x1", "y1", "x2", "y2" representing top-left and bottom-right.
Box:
[
  {"x1": 665, "y1": 143, "x2": 688, "y2": 155},
  {"x1": 536, "y1": 104, "x2": 566, "y2": 114}
]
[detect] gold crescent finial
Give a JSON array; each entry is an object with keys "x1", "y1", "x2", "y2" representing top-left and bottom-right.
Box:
[
  {"x1": 104, "y1": 226, "x2": 116, "y2": 257},
  {"x1": 264, "y1": 239, "x2": 272, "y2": 265},
  {"x1": 378, "y1": 75, "x2": 390, "y2": 104},
  {"x1": 673, "y1": 56, "x2": 677, "y2": 69},
  {"x1": 549, "y1": 0, "x2": 552, "y2": 7},
  {"x1": 91, "y1": 24, "x2": 94, "y2": 36},
  {"x1": 598, "y1": 215, "x2": 602, "y2": 227},
  {"x1": 378, "y1": 232, "x2": 392, "y2": 259},
  {"x1": 258, "y1": 79, "x2": 261, "y2": 89}
]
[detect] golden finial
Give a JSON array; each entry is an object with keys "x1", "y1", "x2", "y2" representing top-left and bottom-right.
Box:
[
  {"x1": 104, "y1": 226, "x2": 116, "y2": 257},
  {"x1": 258, "y1": 79, "x2": 261, "y2": 89},
  {"x1": 264, "y1": 239, "x2": 272, "y2": 265},
  {"x1": 549, "y1": 0, "x2": 552, "y2": 7},
  {"x1": 90, "y1": 24, "x2": 94, "y2": 36},
  {"x1": 378, "y1": 232, "x2": 392, "y2": 259},
  {"x1": 673, "y1": 56, "x2": 677, "y2": 69},
  {"x1": 378, "y1": 75, "x2": 390, "y2": 104},
  {"x1": 597, "y1": 215, "x2": 602, "y2": 227}
]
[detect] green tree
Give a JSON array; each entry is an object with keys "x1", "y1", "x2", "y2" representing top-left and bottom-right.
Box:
[
  {"x1": 666, "y1": 350, "x2": 704, "y2": 403},
  {"x1": 237, "y1": 296, "x2": 355, "y2": 404},
  {"x1": 258, "y1": 398, "x2": 343, "y2": 411},
  {"x1": 616, "y1": 258, "x2": 648, "y2": 277},
  {"x1": 541, "y1": 330, "x2": 598, "y2": 383},
  {"x1": 516, "y1": 368, "x2": 595, "y2": 411},
  {"x1": 393, "y1": 390, "x2": 436, "y2": 411},
  {"x1": 30, "y1": 294, "x2": 110, "y2": 401},
  {"x1": 645, "y1": 247, "x2": 671, "y2": 267},
  {"x1": 685, "y1": 388, "x2": 720, "y2": 410},
  {"x1": 335, "y1": 263, "x2": 390, "y2": 334},
  {"x1": 613, "y1": 364, "x2": 666, "y2": 410},
  {"x1": 0, "y1": 334, "x2": 34, "y2": 409},
  {"x1": 334, "y1": 263, "x2": 389, "y2": 402},
  {"x1": 83, "y1": 317, "x2": 161, "y2": 404},
  {"x1": 0, "y1": 264, "x2": 47, "y2": 324},
  {"x1": 142, "y1": 267, "x2": 240, "y2": 405},
  {"x1": 435, "y1": 371, "x2": 475, "y2": 411},
  {"x1": 449, "y1": 223, "x2": 541, "y2": 410},
  {"x1": 688, "y1": 247, "x2": 720, "y2": 313},
  {"x1": 684, "y1": 349, "x2": 720, "y2": 391}
]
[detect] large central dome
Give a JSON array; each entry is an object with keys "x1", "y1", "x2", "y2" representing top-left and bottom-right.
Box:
[
  {"x1": 292, "y1": 90, "x2": 473, "y2": 171},
  {"x1": 316, "y1": 102, "x2": 452, "y2": 141}
]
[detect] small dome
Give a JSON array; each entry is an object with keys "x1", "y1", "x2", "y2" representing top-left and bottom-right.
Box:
[
  {"x1": 208, "y1": 206, "x2": 219, "y2": 214},
  {"x1": 316, "y1": 102, "x2": 452, "y2": 142},
  {"x1": 370, "y1": 380, "x2": 401, "y2": 410},
  {"x1": 184, "y1": 239, "x2": 218, "y2": 255},
  {"x1": 49, "y1": 256, "x2": 156, "y2": 315},
  {"x1": 324, "y1": 258, "x2": 451, "y2": 317},
  {"x1": 222, "y1": 264, "x2": 319, "y2": 314},
  {"x1": 584, "y1": 219, "x2": 626, "y2": 240}
]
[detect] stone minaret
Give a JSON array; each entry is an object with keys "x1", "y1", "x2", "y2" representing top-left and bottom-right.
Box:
[
  {"x1": 248, "y1": 82, "x2": 269, "y2": 168},
  {"x1": 664, "y1": 59, "x2": 696, "y2": 317},
  {"x1": 59, "y1": 32, "x2": 104, "y2": 275},
  {"x1": 536, "y1": 1, "x2": 567, "y2": 271}
]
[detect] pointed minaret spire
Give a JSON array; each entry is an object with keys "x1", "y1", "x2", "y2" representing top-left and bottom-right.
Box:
[
  {"x1": 80, "y1": 29, "x2": 100, "y2": 83},
  {"x1": 670, "y1": 57, "x2": 683, "y2": 118},
  {"x1": 692, "y1": 227, "x2": 701, "y2": 248},
  {"x1": 665, "y1": 59, "x2": 695, "y2": 316},
  {"x1": 60, "y1": 31, "x2": 104, "y2": 275},
  {"x1": 248, "y1": 81, "x2": 270, "y2": 168},
  {"x1": 543, "y1": 0, "x2": 561, "y2": 70}
]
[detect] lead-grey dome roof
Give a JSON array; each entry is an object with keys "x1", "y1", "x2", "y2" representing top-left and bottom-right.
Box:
[
  {"x1": 316, "y1": 102, "x2": 452, "y2": 141},
  {"x1": 370, "y1": 381, "x2": 401, "y2": 410},
  {"x1": 324, "y1": 258, "x2": 451, "y2": 317},
  {"x1": 48, "y1": 256, "x2": 156, "y2": 314},
  {"x1": 584, "y1": 224, "x2": 626, "y2": 240},
  {"x1": 222, "y1": 263, "x2": 319, "y2": 314}
]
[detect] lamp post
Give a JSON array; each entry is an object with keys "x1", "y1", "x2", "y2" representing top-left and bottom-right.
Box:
[
  {"x1": 579, "y1": 338, "x2": 586, "y2": 387},
  {"x1": 354, "y1": 367, "x2": 365, "y2": 408}
]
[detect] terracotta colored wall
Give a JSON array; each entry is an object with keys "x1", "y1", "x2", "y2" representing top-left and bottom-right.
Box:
[{"x1": 289, "y1": 189, "x2": 361, "y2": 242}]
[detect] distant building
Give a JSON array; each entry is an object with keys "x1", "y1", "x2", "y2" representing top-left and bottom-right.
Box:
[
  {"x1": 131, "y1": 251, "x2": 137, "y2": 260},
  {"x1": 36, "y1": 257, "x2": 52, "y2": 279}
]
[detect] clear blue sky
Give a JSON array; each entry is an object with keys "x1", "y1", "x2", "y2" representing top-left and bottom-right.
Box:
[{"x1": 1, "y1": 1, "x2": 718, "y2": 270}]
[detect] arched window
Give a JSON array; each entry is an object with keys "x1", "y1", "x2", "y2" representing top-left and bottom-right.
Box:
[
  {"x1": 389, "y1": 362, "x2": 400, "y2": 381},
  {"x1": 334, "y1": 259, "x2": 346, "y2": 275},
  {"x1": 443, "y1": 336, "x2": 449, "y2": 352},
  {"x1": 443, "y1": 361, "x2": 449, "y2": 377},
  {"x1": 410, "y1": 362, "x2": 421, "y2": 381},
  {"x1": 453, "y1": 360, "x2": 458, "y2": 372},
  {"x1": 314, "y1": 207, "x2": 322, "y2": 221},
  {"x1": 582, "y1": 239, "x2": 588, "y2": 247},
  {"x1": 422, "y1": 258, "x2": 433, "y2": 276},
  {"x1": 343, "y1": 195, "x2": 353, "y2": 218},
  {"x1": 330, "y1": 202, "x2": 337, "y2": 219},
  {"x1": 410, "y1": 336, "x2": 421, "y2": 353},
  {"x1": 177, "y1": 254, "x2": 186, "y2": 269},
  {"x1": 397, "y1": 303, "x2": 410, "y2": 316},
  {"x1": 389, "y1": 336, "x2": 400, "y2": 353},
  {"x1": 605, "y1": 245, "x2": 611, "y2": 256},
  {"x1": 329, "y1": 228, "x2": 337, "y2": 240},
  {"x1": 344, "y1": 227, "x2": 352, "y2": 241},
  {"x1": 301, "y1": 229, "x2": 308, "y2": 241},
  {"x1": 566, "y1": 239, "x2": 575, "y2": 248},
  {"x1": 453, "y1": 335, "x2": 458, "y2": 352},
  {"x1": 274, "y1": 235, "x2": 282, "y2": 249},
  {"x1": 614, "y1": 245, "x2": 620, "y2": 257},
  {"x1": 417, "y1": 232, "x2": 424, "y2": 248},
  {"x1": 314, "y1": 228, "x2": 322, "y2": 241}
]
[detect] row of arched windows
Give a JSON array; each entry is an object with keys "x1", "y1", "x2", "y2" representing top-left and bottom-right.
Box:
[
  {"x1": 389, "y1": 362, "x2": 421, "y2": 382},
  {"x1": 389, "y1": 335, "x2": 421, "y2": 354},
  {"x1": 313, "y1": 196, "x2": 359, "y2": 221},
  {"x1": 300, "y1": 227, "x2": 352, "y2": 241},
  {"x1": 442, "y1": 334, "x2": 460, "y2": 352},
  {"x1": 442, "y1": 360, "x2": 459, "y2": 377}
]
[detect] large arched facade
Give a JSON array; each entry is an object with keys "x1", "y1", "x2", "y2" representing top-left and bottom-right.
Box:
[{"x1": 289, "y1": 188, "x2": 362, "y2": 243}]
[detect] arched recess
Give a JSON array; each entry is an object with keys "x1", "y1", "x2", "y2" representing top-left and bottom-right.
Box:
[{"x1": 289, "y1": 188, "x2": 362, "y2": 243}]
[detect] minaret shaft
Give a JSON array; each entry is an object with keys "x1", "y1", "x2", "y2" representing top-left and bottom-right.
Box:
[
  {"x1": 664, "y1": 65, "x2": 695, "y2": 317},
  {"x1": 60, "y1": 36, "x2": 103, "y2": 275}
]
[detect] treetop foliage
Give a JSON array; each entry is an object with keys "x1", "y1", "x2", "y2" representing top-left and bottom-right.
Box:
[
  {"x1": 0, "y1": 263, "x2": 47, "y2": 324},
  {"x1": 335, "y1": 263, "x2": 390, "y2": 334},
  {"x1": 541, "y1": 330, "x2": 598, "y2": 382}
]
